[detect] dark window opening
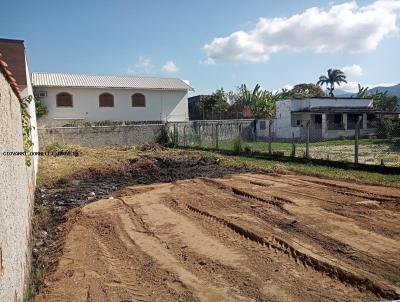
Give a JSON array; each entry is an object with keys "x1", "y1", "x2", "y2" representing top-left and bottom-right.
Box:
[
  {"x1": 367, "y1": 113, "x2": 379, "y2": 128},
  {"x1": 327, "y1": 114, "x2": 344, "y2": 130},
  {"x1": 56, "y1": 92, "x2": 73, "y2": 107},
  {"x1": 99, "y1": 93, "x2": 114, "y2": 107},
  {"x1": 131, "y1": 93, "x2": 146, "y2": 107},
  {"x1": 314, "y1": 114, "x2": 322, "y2": 124},
  {"x1": 347, "y1": 114, "x2": 363, "y2": 129}
]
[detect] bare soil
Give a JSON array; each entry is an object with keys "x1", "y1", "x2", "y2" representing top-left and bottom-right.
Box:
[{"x1": 33, "y1": 155, "x2": 400, "y2": 301}]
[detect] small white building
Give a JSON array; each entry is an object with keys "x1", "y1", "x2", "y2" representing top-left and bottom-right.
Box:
[
  {"x1": 32, "y1": 72, "x2": 193, "y2": 126},
  {"x1": 267, "y1": 97, "x2": 379, "y2": 140}
]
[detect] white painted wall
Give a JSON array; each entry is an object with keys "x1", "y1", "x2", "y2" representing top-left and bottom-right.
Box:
[
  {"x1": 274, "y1": 100, "x2": 301, "y2": 138},
  {"x1": 35, "y1": 87, "x2": 189, "y2": 126},
  {"x1": 308, "y1": 98, "x2": 373, "y2": 108}
]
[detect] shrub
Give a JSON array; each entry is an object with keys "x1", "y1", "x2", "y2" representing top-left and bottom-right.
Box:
[
  {"x1": 232, "y1": 137, "x2": 243, "y2": 154},
  {"x1": 244, "y1": 145, "x2": 252, "y2": 154},
  {"x1": 35, "y1": 98, "x2": 48, "y2": 118},
  {"x1": 377, "y1": 119, "x2": 395, "y2": 139},
  {"x1": 157, "y1": 125, "x2": 172, "y2": 146}
]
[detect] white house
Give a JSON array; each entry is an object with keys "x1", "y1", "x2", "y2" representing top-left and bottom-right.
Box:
[
  {"x1": 259, "y1": 97, "x2": 380, "y2": 140},
  {"x1": 32, "y1": 72, "x2": 193, "y2": 126}
]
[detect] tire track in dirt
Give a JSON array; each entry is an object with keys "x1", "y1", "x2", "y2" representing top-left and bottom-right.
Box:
[
  {"x1": 214, "y1": 174, "x2": 400, "y2": 286},
  {"x1": 181, "y1": 201, "x2": 399, "y2": 300},
  {"x1": 36, "y1": 172, "x2": 400, "y2": 301},
  {"x1": 115, "y1": 187, "x2": 254, "y2": 302},
  {"x1": 171, "y1": 178, "x2": 396, "y2": 298}
]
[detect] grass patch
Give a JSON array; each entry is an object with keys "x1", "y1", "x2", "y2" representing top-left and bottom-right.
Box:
[
  {"x1": 25, "y1": 267, "x2": 45, "y2": 301},
  {"x1": 221, "y1": 155, "x2": 400, "y2": 187},
  {"x1": 37, "y1": 143, "x2": 400, "y2": 188},
  {"x1": 201, "y1": 138, "x2": 400, "y2": 166},
  {"x1": 37, "y1": 144, "x2": 141, "y2": 186},
  {"x1": 32, "y1": 204, "x2": 51, "y2": 229}
]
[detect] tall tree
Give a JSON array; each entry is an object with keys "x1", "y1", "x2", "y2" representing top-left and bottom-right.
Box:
[
  {"x1": 317, "y1": 69, "x2": 347, "y2": 97},
  {"x1": 209, "y1": 88, "x2": 229, "y2": 119},
  {"x1": 291, "y1": 83, "x2": 326, "y2": 97}
]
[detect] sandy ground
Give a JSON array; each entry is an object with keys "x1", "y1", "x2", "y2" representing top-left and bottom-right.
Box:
[{"x1": 35, "y1": 173, "x2": 400, "y2": 302}]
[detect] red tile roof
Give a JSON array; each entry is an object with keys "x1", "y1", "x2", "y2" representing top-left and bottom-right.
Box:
[{"x1": 0, "y1": 52, "x2": 22, "y2": 101}]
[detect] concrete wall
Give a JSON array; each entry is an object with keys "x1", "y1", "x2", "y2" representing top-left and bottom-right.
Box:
[
  {"x1": 169, "y1": 120, "x2": 256, "y2": 144},
  {"x1": 38, "y1": 120, "x2": 258, "y2": 148},
  {"x1": 0, "y1": 72, "x2": 34, "y2": 302},
  {"x1": 38, "y1": 124, "x2": 164, "y2": 147},
  {"x1": 35, "y1": 87, "x2": 189, "y2": 127}
]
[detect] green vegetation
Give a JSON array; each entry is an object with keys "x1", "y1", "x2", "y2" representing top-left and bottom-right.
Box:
[
  {"x1": 317, "y1": 68, "x2": 347, "y2": 97},
  {"x1": 357, "y1": 84, "x2": 399, "y2": 113},
  {"x1": 21, "y1": 95, "x2": 34, "y2": 166},
  {"x1": 36, "y1": 144, "x2": 400, "y2": 188},
  {"x1": 223, "y1": 155, "x2": 400, "y2": 187},
  {"x1": 232, "y1": 137, "x2": 243, "y2": 154},
  {"x1": 157, "y1": 125, "x2": 172, "y2": 146},
  {"x1": 35, "y1": 97, "x2": 48, "y2": 118},
  {"x1": 202, "y1": 138, "x2": 400, "y2": 166},
  {"x1": 25, "y1": 267, "x2": 45, "y2": 301},
  {"x1": 279, "y1": 83, "x2": 326, "y2": 99}
]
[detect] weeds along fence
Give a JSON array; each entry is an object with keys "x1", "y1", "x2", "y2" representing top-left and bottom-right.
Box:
[{"x1": 168, "y1": 119, "x2": 400, "y2": 167}]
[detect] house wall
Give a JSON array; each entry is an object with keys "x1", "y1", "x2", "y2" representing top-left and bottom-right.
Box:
[
  {"x1": 308, "y1": 98, "x2": 373, "y2": 108},
  {"x1": 274, "y1": 100, "x2": 301, "y2": 139},
  {"x1": 35, "y1": 87, "x2": 188, "y2": 126},
  {"x1": 0, "y1": 72, "x2": 34, "y2": 302}
]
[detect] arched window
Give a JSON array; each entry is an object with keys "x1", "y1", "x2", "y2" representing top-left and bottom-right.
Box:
[
  {"x1": 99, "y1": 92, "x2": 114, "y2": 107},
  {"x1": 131, "y1": 93, "x2": 146, "y2": 107},
  {"x1": 56, "y1": 92, "x2": 73, "y2": 107}
]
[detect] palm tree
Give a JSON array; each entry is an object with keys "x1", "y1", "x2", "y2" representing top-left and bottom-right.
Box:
[
  {"x1": 317, "y1": 69, "x2": 347, "y2": 97},
  {"x1": 240, "y1": 84, "x2": 261, "y2": 118}
]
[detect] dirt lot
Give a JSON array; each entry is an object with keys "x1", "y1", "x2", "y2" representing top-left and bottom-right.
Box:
[{"x1": 34, "y1": 155, "x2": 400, "y2": 301}]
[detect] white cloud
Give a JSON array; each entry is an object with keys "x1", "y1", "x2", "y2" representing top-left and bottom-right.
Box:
[
  {"x1": 342, "y1": 64, "x2": 363, "y2": 77},
  {"x1": 200, "y1": 57, "x2": 216, "y2": 65},
  {"x1": 162, "y1": 60, "x2": 179, "y2": 73},
  {"x1": 340, "y1": 81, "x2": 397, "y2": 92},
  {"x1": 338, "y1": 81, "x2": 361, "y2": 92},
  {"x1": 202, "y1": 1, "x2": 400, "y2": 63},
  {"x1": 282, "y1": 84, "x2": 294, "y2": 90},
  {"x1": 131, "y1": 56, "x2": 154, "y2": 73}
]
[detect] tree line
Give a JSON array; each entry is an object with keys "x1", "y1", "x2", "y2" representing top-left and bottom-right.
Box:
[{"x1": 196, "y1": 69, "x2": 398, "y2": 119}]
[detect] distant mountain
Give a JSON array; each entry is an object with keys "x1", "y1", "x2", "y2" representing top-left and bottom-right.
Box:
[
  {"x1": 334, "y1": 89, "x2": 351, "y2": 96},
  {"x1": 337, "y1": 83, "x2": 400, "y2": 98},
  {"x1": 367, "y1": 84, "x2": 400, "y2": 97}
]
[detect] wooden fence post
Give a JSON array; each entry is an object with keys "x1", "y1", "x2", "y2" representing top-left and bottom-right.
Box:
[
  {"x1": 291, "y1": 132, "x2": 296, "y2": 157},
  {"x1": 355, "y1": 116, "x2": 362, "y2": 164},
  {"x1": 306, "y1": 120, "x2": 311, "y2": 159},
  {"x1": 268, "y1": 120, "x2": 273, "y2": 155}
]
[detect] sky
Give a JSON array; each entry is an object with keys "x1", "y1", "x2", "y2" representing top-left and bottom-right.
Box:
[{"x1": 1, "y1": 0, "x2": 399, "y2": 95}]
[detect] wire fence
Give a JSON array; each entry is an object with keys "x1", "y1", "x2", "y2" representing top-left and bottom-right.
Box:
[{"x1": 168, "y1": 119, "x2": 400, "y2": 167}]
